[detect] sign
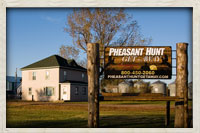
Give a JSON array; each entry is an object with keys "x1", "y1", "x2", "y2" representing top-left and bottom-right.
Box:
[{"x1": 104, "y1": 46, "x2": 172, "y2": 79}]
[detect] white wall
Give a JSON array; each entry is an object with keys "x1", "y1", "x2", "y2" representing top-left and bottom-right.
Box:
[{"x1": 22, "y1": 68, "x2": 60, "y2": 101}]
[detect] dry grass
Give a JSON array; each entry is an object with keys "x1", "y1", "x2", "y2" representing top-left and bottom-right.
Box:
[{"x1": 6, "y1": 100, "x2": 192, "y2": 128}]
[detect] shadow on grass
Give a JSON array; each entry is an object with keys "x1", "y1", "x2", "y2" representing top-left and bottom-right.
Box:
[
  {"x1": 7, "y1": 118, "x2": 88, "y2": 128},
  {"x1": 99, "y1": 115, "x2": 174, "y2": 128},
  {"x1": 100, "y1": 101, "x2": 168, "y2": 105},
  {"x1": 7, "y1": 115, "x2": 175, "y2": 128}
]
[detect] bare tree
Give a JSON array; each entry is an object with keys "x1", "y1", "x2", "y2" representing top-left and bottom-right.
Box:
[
  {"x1": 59, "y1": 45, "x2": 68, "y2": 59},
  {"x1": 63, "y1": 8, "x2": 152, "y2": 87},
  {"x1": 59, "y1": 45, "x2": 87, "y2": 68},
  {"x1": 78, "y1": 58, "x2": 87, "y2": 68},
  {"x1": 59, "y1": 45, "x2": 80, "y2": 60},
  {"x1": 65, "y1": 8, "x2": 152, "y2": 57}
]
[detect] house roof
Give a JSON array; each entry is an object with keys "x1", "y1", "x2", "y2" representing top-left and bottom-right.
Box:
[
  {"x1": 21, "y1": 55, "x2": 86, "y2": 71},
  {"x1": 6, "y1": 76, "x2": 21, "y2": 83},
  {"x1": 151, "y1": 80, "x2": 166, "y2": 85}
]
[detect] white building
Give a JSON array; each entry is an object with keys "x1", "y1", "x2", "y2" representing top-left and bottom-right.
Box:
[{"x1": 21, "y1": 55, "x2": 88, "y2": 102}]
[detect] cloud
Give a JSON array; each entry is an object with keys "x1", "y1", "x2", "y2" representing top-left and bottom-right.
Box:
[{"x1": 43, "y1": 16, "x2": 62, "y2": 24}]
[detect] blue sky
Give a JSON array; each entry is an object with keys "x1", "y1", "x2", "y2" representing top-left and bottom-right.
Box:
[{"x1": 6, "y1": 8, "x2": 192, "y2": 84}]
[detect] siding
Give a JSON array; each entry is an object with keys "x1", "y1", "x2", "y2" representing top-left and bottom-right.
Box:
[
  {"x1": 70, "y1": 84, "x2": 88, "y2": 101},
  {"x1": 59, "y1": 68, "x2": 87, "y2": 83},
  {"x1": 22, "y1": 68, "x2": 60, "y2": 101}
]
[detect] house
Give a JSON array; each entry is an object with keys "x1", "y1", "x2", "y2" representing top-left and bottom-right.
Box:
[
  {"x1": 6, "y1": 76, "x2": 21, "y2": 99},
  {"x1": 21, "y1": 55, "x2": 88, "y2": 102},
  {"x1": 6, "y1": 76, "x2": 21, "y2": 92},
  {"x1": 16, "y1": 82, "x2": 22, "y2": 98}
]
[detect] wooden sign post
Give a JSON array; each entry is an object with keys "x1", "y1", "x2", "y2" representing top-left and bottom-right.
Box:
[
  {"x1": 87, "y1": 43, "x2": 100, "y2": 128},
  {"x1": 174, "y1": 43, "x2": 188, "y2": 128},
  {"x1": 86, "y1": 43, "x2": 189, "y2": 128},
  {"x1": 165, "y1": 87, "x2": 170, "y2": 127}
]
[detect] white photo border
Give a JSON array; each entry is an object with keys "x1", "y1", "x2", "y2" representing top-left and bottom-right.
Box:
[{"x1": 0, "y1": 0, "x2": 200, "y2": 132}]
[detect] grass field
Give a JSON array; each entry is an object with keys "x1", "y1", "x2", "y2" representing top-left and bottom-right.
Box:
[{"x1": 6, "y1": 100, "x2": 192, "y2": 128}]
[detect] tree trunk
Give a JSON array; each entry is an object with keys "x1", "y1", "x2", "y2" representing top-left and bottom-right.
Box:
[
  {"x1": 87, "y1": 43, "x2": 99, "y2": 128},
  {"x1": 165, "y1": 88, "x2": 170, "y2": 127},
  {"x1": 174, "y1": 43, "x2": 188, "y2": 128}
]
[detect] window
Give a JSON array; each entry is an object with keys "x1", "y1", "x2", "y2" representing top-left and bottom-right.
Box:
[
  {"x1": 64, "y1": 71, "x2": 67, "y2": 80},
  {"x1": 45, "y1": 71, "x2": 50, "y2": 80},
  {"x1": 82, "y1": 87, "x2": 86, "y2": 95},
  {"x1": 28, "y1": 88, "x2": 32, "y2": 95},
  {"x1": 75, "y1": 87, "x2": 79, "y2": 95},
  {"x1": 44, "y1": 87, "x2": 54, "y2": 96},
  {"x1": 32, "y1": 72, "x2": 36, "y2": 80},
  {"x1": 82, "y1": 73, "x2": 85, "y2": 79}
]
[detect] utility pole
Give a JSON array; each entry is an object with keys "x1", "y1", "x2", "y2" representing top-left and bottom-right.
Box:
[{"x1": 15, "y1": 68, "x2": 17, "y2": 95}]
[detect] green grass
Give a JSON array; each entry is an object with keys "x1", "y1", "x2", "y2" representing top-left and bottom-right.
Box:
[{"x1": 6, "y1": 101, "x2": 192, "y2": 128}]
